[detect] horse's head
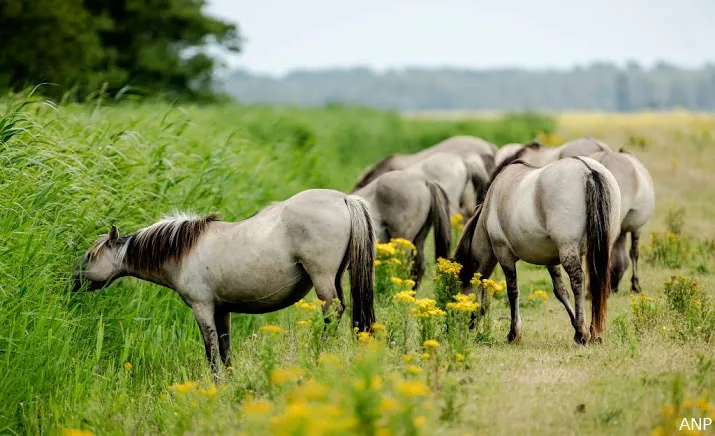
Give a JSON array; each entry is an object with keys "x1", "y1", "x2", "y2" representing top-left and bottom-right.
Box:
[{"x1": 72, "y1": 226, "x2": 125, "y2": 292}]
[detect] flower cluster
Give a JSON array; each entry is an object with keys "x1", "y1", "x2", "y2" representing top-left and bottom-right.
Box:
[
  {"x1": 446, "y1": 293, "x2": 480, "y2": 313},
  {"x1": 411, "y1": 298, "x2": 447, "y2": 319},
  {"x1": 527, "y1": 290, "x2": 549, "y2": 304},
  {"x1": 375, "y1": 239, "x2": 416, "y2": 303},
  {"x1": 450, "y1": 213, "x2": 464, "y2": 232},
  {"x1": 435, "y1": 258, "x2": 462, "y2": 277}
]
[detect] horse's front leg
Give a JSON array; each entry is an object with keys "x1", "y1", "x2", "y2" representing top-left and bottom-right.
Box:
[
  {"x1": 215, "y1": 309, "x2": 232, "y2": 369},
  {"x1": 501, "y1": 262, "x2": 521, "y2": 343},
  {"x1": 192, "y1": 303, "x2": 220, "y2": 380}
]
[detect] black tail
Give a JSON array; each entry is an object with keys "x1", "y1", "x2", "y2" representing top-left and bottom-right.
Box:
[
  {"x1": 576, "y1": 157, "x2": 612, "y2": 336},
  {"x1": 426, "y1": 180, "x2": 452, "y2": 260},
  {"x1": 344, "y1": 196, "x2": 377, "y2": 332},
  {"x1": 453, "y1": 204, "x2": 482, "y2": 287},
  {"x1": 471, "y1": 173, "x2": 489, "y2": 206}
]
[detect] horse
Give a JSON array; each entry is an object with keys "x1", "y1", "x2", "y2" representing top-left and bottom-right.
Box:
[
  {"x1": 400, "y1": 151, "x2": 488, "y2": 218},
  {"x1": 492, "y1": 137, "x2": 612, "y2": 176},
  {"x1": 494, "y1": 143, "x2": 525, "y2": 169},
  {"x1": 454, "y1": 156, "x2": 621, "y2": 344},
  {"x1": 590, "y1": 148, "x2": 655, "y2": 293},
  {"x1": 351, "y1": 135, "x2": 496, "y2": 195},
  {"x1": 354, "y1": 170, "x2": 451, "y2": 288},
  {"x1": 73, "y1": 189, "x2": 377, "y2": 377}
]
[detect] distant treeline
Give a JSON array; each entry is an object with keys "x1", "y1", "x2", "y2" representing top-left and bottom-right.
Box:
[{"x1": 221, "y1": 62, "x2": 715, "y2": 111}]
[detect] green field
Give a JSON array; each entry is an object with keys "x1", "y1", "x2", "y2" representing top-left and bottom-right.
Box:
[{"x1": 1, "y1": 98, "x2": 713, "y2": 435}]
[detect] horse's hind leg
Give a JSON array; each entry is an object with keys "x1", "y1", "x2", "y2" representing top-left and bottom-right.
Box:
[
  {"x1": 304, "y1": 262, "x2": 344, "y2": 331},
  {"x1": 610, "y1": 231, "x2": 629, "y2": 293},
  {"x1": 560, "y1": 246, "x2": 590, "y2": 344},
  {"x1": 192, "y1": 303, "x2": 220, "y2": 380},
  {"x1": 546, "y1": 265, "x2": 576, "y2": 327},
  {"x1": 215, "y1": 309, "x2": 232, "y2": 369},
  {"x1": 630, "y1": 230, "x2": 642, "y2": 293}
]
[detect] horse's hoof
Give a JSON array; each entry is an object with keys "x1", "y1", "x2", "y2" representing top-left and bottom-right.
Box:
[
  {"x1": 507, "y1": 330, "x2": 521, "y2": 343},
  {"x1": 573, "y1": 331, "x2": 590, "y2": 345}
]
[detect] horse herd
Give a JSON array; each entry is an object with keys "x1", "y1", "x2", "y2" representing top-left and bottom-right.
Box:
[{"x1": 73, "y1": 135, "x2": 655, "y2": 377}]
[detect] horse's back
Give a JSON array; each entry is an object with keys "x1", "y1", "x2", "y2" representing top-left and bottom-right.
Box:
[
  {"x1": 559, "y1": 137, "x2": 612, "y2": 158},
  {"x1": 405, "y1": 152, "x2": 467, "y2": 205}
]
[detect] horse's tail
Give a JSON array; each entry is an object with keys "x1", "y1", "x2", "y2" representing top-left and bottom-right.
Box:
[
  {"x1": 577, "y1": 157, "x2": 612, "y2": 336},
  {"x1": 426, "y1": 180, "x2": 451, "y2": 261},
  {"x1": 453, "y1": 204, "x2": 482, "y2": 287},
  {"x1": 471, "y1": 173, "x2": 489, "y2": 205},
  {"x1": 344, "y1": 195, "x2": 377, "y2": 332}
]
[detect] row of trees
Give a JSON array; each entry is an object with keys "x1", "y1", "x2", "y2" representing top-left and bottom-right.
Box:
[
  {"x1": 224, "y1": 63, "x2": 715, "y2": 111},
  {"x1": 0, "y1": 0, "x2": 241, "y2": 99}
]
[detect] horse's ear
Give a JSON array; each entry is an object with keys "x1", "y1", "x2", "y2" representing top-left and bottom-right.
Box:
[{"x1": 109, "y1": 225, "x2": 119, "y2": 241}]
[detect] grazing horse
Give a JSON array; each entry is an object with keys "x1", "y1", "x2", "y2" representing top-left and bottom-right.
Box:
[
  {"x1": 351, "y1": 135, "x2": 496, "y2": 195},
  {"x1": 590, "y1": 148, "x2": 655, "y2": 293},
  {"x1": 454, "y1": 157, "x2": 621, "y2": 344},
  {"x1": 354, "y1": 170, "x2": 451, "y2": 287},
  {"x1": 493, "y1": 137, "x2": 612, "y2": 175},
  {"x1": 494, "y1": 143, "x2": 525, "y2": 169},
  {"x1": 73, "y1": 189, "x2": 376, "y2": 377}
]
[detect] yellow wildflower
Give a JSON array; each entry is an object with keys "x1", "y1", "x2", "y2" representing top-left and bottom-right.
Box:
[
  {"x1": 683, "y1": 400, "x2": 694, "y2": 409},
  {"x1": 527, "y1": 290, "x2": 549, "y2": 302},
  {"x1": 402, "y1": 353, "x2": 414, "y2": 363},
  {"x1": 391, "y1": 277, "x2": 404, "y2": 286},
  {"x1": 379, "y1": 396, "x2": 400, "y2": 414},
  {"x1": 406, "y1": 365, "x2": 423, "y2": 375},
  {"x1": 411, "y1": 298, "x2": 446, "y2": 318},
  {"x1": 696, "y1": 399, "x2": 712, "y2": 411},
  {"x1": 295, "y1": 299, "x2": 319, "y2": 311},
  {"x1": 423, "y1": 339, "x2": 440, "y2": 350},
  {"x1": 63, "y1": 430, "x2": 94, "y2": 436},
  {"x1": 123, "y1": 362, "x2": 132, "y2": 371},
  {"x1": 199, "y1": 385, "x2": 218, "y2": 398},
  {"x1": 372, "y1": 322, "x2": 386, "y2": 334},
  {"x1": 404, "y1": 279, "x2": 416, "y2": 289},
  {"x1": 482, "y1": 279, "x2": 505, "y2": 296},
  {"x1": 393, "y1": 290, "x2": 417, "y2": 304},
  {"x1": 391, "y1": 237, "x2": 416, "y2": 251},
  {"x1": 446, "y1": 293, "x2": 480, "y2": 312},
  {"x1": 389, "y1": 258, "x2": 403, "y2": 265},
  {"x1": 470, "y1": 272, "x2": 483, "y2": 286},
  {"x1": 376, "y1": 243, "x2": 397, "y2": 257},
  {"x1": 662, "y1": 404, "x2": 675, "y2": 416},
  {"x1": 260, "y1": 324, "x2": 286, "y2": 335},
  {"x1": 396, "y1": 380, "x2": 430, "y2": 398},
  {"x1": 374, "y1": 260, "x2": 382, "y2": 266},
  {"x1": 286, "y1": 379, "x2": 329, "y2": 402},
  {"x1": 421, "y1": 353, "x2": 431, "y2": 360},
  {"x1": 456, "y1": 353, "x2": 465, "y2": 362},
  {"x1": 436, "y1": 257, "x2": 462, "y2": 277},
  {"x1": 357, "y1": 331, "x2": 374, "y2": 343},
  {"x1": 244, "y1": 399, "x2": 273, "y2": 415},
  {"x1": 168, "y1": 381, "x2": 198, "y2": 394},
  {"x1": 450, "y1": 213, "x2": 464, "y2": 228},
  {"x1": 414, "y1": 416, "x2": 426, "y2": 428},
  {"x1": 269, "y1": 367, "x2": 303, "y2": 385},
  {"x1": 372, "y1": 376, "x2": 383, "y2": 390},
  {"x1": 297, "y1": 320, "x2": 311, "y2": 327}
]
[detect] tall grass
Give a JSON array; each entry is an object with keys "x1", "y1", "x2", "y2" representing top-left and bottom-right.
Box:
[{"x1": 0, "y1": 96, "x2": 552, "y2": 433}]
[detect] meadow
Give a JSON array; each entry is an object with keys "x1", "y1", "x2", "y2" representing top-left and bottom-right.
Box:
[{"x1": 1, "y1": 96, "x2": 714, "y2": 435}]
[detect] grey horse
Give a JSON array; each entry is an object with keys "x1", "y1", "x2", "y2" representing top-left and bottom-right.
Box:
[
  {"x1": 590, "y1": 148, "x2": 655, "y2": 293},
  {"x1": 454, "y1": 157, "x2": 621, "y2": 344},
  {"x1": 73, "y1": 189, "x2": 376, "y2": 377},
  {"x1": 354, "y1": 170, "x2": 451, "y2": 287}
]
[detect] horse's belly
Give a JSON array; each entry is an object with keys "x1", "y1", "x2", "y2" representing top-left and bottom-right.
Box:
[{"x1": 510, "y1": 236, "x2": 561, "y2": 265}]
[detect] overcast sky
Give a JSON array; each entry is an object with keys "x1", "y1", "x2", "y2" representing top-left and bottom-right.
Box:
[{"x1": 207, "y1": 0, "x2": 715, "y2": 76}]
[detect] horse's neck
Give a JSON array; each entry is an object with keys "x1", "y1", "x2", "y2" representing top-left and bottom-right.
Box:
[{"x1": 123, "y1": 262, "x2": 178, "y2": 291}]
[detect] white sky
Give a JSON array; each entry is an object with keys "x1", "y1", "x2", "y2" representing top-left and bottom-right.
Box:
[{"x1": 207, "y1": 0, "x2": 715, "y2": 75}]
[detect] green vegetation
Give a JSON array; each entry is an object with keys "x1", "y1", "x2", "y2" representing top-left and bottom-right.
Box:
[
  {"x1": 0, "y1": 96, "x2": 551, "y2": 433},
  {"x1": 0, "y1": 0, "x2": 240, "y2": 98}
]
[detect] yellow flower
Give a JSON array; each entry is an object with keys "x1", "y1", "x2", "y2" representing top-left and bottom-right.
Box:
[
  {"x1": 406, "y1": 365, "x2": 423, "y2": 375},
  {"x1": 372, "y1": 322, "x2": 386, "y2": 334},
  {"x1": 393, "y1": 290, "x2": 417, "y2": 304},
  {"x1": 295, "y1": 299, "x2": 319, "y2": 311},
  {"x1": 286, "y1": 379, "x2": 329, "y2": 402},
  {"x1": 696, "y1": 399, "x2": 713, "y2": 411},
  {"x1": 168, "y1": 381, "x2": 198, "y2": 394},
  {"x1": 123, "y1": 362, "x2": 132, "y2": 371},
  {"x1": 391, "y1": 277, "x2": 404, "y2": 286},
  {"x1": 269, "y1": 367, "x2": 303, "y2": 385},
  {"x1": 436, "y1": 258, "x2": 462, "y2": 277},
  {"x1": 423, "y1": 339, "x2": 440, "y2": 350},
  {"x1": 414, "y1": 416, "x2": 426, "y2": 428},
  {"x1": 470, "y1": 272, "x2": 482, "y2": 286},
  {"x1": 396, "y1": 380, "x2": 430, "y2": 398},
  {"x1": 63, "y1": 430, "x2": 95, "y2": 436},
  {"x1": 371, "y1": 376, "x2": 383, "y2": 390},
  {"x1": 374, "y1": 260, "x2": 382, "y2": 266},
  {"x1": 391, "y1": 237, "x2": 416, "y2": 251},
  {"x1": 450, "y1": 213, "x2": 464, "y2": 228},
  {"x1": 404, "y1": 279, "x2": 416, "y2": 289},
  {"x1": 446, "y1": 293, "x2": 480, "y2": 312},
  {"x1": 260, "y1": 324, "x2": 286, "y2": 335},
  {"x1": 527, "y1": 290, "x2": 549, "y2": 302},
  {"x1": 378, "y1": 396, "x2": 400, "y2": 414},
  {"x1": 421, "y1": 353, "x2": 431, "y2": 360},
  {"x1": 412, "y1": 299, "x2": 446, "y2": 318},
  {"x1": 683, "y1": 400, "x2": 694, "y2": 409},
  {"x1": 376, "y1": 243, "x2": 397, "y2": 257},
  {"x1": 357, "y1": 331, "x2": 374, "y2": 344},
  {"x1": 389, "y1": 258, "x2": 403, "y2": 265},
  {"x1": 297, "y1": 320, "x2": 311, "y2": 327},
  {"x1": 662, "y1": 404, "x2": 675, "y2": 416},
  {"x1": 199, "y1": 385, "x2": 219, "y2": 398},
  {"x1": 456, "y1": 353, "x2": 465, "y2": 362},
  {"x1": 244, "y1": 399, "x2": 273, "y2": 415},
  {"x1": 402, "y1": 353, "x2": 414, "y2": 363},
  {"x1": 482, "y1": 279, "x2": 505, "y2": 296}
]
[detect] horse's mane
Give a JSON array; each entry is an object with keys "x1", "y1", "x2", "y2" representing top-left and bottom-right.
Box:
[
  {"x1": 490, "y1": 141, "x2": 542, "y2": 182},
  {"x1": 116, "y1": 213, "x2": 219, "y2": 272},
  {"x1": 352, "y1": 155, "x2": 397, "y2": 192},
  {"x1": 618, "y1": 147, "x2": 632, "y2": 155}
]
